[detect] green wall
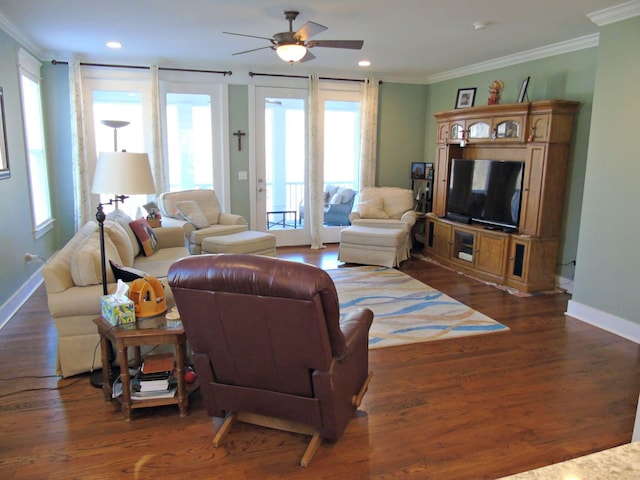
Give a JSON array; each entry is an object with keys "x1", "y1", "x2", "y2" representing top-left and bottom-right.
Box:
[
  {"x1": 228, "y1": 84, "x2": 250, "y2": 222},
  {"x1": 572, "y1": 16, "x2": 640, "y2": 323},
  {"x1": 426, "y1": 48, "x2": 598, "y2": 281},
  {"x1": 377, "y1": 82, "x2": 429, "y2": 189},
  {"x1": 0, "y1": 30, "x2": 58, "y2": 308}
]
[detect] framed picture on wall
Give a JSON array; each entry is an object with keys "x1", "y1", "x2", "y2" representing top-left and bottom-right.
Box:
[
  {"x1": 411, "y1": 162, "x2": 427, "y2": 179},
  {"x1": 0, "y1": 87, "x2": 9, "y2": 180},
  {"x1": 455, "y1": 88, "x2": 476, "y2": 109}
]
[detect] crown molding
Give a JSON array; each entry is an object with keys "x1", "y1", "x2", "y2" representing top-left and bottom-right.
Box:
[
  {"x1": 588, "y1": 0, "x2": 640, "y2": 26},
  {"x1": 0, "y1": 10, "x2": 42, "y2": 58},
  {"x1": 425, "y1": 34, "x2": 599, "y2": 85}
]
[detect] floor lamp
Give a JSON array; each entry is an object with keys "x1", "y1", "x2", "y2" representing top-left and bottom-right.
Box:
[{"x1": 90, "y1": 151, "x2": 156, "y2": 387}]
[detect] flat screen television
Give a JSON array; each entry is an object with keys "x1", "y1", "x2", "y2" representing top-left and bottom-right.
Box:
[{"x1": 446, "y1": 158, "x2": 524, "y2": 230}]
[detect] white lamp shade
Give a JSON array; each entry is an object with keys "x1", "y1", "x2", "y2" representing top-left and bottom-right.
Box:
[
  {"x1": 276, "y1": 44, "x2": 307, "y2": 63},
  {"x1": 92, "y1": 152, "x2": 156, "y2": 195}
]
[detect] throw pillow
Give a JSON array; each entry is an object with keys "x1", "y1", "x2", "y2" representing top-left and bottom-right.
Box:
[
  {"x1": 358, "y1": 198, "x2": 389, "y2": 219},
  {"x1": 70, "y1": 232, "x2": 123, "y2": 286},
  {"x1": 106, "y1": 209, "x2": 141, "y2": 258},
  {"x1": 329, "y1": 192, "x2": 343, "y2": 205},
  {"x1": 174, "y1": 200, "x2": 209, "y2": 229},
  {"x1": 109, "y1": 260, "x2": 148, "y2": 282},
  {"x1": 129, "y1": 218, "x2": 159, "y2": 257},
  {"x1": 104, "y1": 220, "x2": 135, "y2": 267}
]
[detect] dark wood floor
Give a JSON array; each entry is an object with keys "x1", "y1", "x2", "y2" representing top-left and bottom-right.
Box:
[{"x1": 1, "y1": 245, "x2": 639, "y2": 479}]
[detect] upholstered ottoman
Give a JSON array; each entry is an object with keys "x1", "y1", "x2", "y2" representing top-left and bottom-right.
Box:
[
  {"x1": 338, "y1": 225, "x2": 407, "y2": 268},
  {"x1": 201, "y1": 231, "x2": 277, "y2": 257}
]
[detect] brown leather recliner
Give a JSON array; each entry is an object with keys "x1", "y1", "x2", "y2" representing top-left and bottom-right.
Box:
[{"x1": 168, "y1": 254, "x2": 373, "y2": 466}]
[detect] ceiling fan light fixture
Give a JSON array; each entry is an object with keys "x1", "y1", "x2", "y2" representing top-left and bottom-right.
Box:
[{"x1": 276, "y1": 44, "x2": 307, "y2": 62}]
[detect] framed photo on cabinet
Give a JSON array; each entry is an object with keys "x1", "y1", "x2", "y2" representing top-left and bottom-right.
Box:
[{"x1": 455, "y1": 88, "x2": 476, "y2": 109}]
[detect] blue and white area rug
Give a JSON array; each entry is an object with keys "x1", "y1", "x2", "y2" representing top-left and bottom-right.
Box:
[{"x1": 327, "y1": 266, "x2": 509, "y2": 349}]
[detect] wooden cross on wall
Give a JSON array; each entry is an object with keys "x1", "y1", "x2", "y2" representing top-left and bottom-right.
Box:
[{"x1": 233, "y1": 130, "x2": 246, "y2": 151}]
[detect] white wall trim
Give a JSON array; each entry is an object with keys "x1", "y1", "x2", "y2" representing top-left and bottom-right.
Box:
[
  {"x1": 0, "y1": 270, "x2": 44, "y2": 330},
  {"x1": 588, "y1": 0, "x2": 640, "y2": 26},
  {"x1": 424, "y1": 34, "x2": 599, "y2": 85},
  {"x1": 566, "y1": 300, "x2": 640, "y2": 344}
]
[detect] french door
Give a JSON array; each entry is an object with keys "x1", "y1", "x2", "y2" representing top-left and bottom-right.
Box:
[
  {"x1": 253, "y1": 87, "x2": 310, "y2": 246},
  {"x1": 252, "y1": 83, "x2": 361, "y2": 246}
]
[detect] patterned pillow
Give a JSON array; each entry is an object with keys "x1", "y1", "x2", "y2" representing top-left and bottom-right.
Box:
[{"x1": 129, "y1": 218, "x2": 159, "y2": 256}]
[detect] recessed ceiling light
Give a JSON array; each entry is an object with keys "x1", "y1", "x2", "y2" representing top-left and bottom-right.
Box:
[
  {"x1": 473, "y1": 21, "x2": 489, "y2": 30},
  {"x1": 106, "y1": 41, "x2": 122, "y2": 49},
  {"x1": 358, "y1": 60, "x2": 371, "y2": 67}
]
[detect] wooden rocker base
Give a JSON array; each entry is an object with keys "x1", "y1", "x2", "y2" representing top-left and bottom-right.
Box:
[{"x1": 212, "y1": 411, "x2": 322, "y2": 467}]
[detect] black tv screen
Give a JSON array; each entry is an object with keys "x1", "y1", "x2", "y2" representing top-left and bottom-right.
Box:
[{"x1": 447, "y1": 159, "x2": 524, "y2": 229}]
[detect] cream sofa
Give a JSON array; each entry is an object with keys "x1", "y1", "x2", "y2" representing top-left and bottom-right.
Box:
[
  {"x1": 42, "y1": 210, "x2": 190, "y2": 377},
  {"x1": 158, "y1": 189, "x2": 248, "y2": 254}
]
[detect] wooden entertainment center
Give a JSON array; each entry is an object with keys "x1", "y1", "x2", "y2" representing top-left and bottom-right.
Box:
[{"x1": 424, "y1": 100, "x2": 579, "y2": 292}]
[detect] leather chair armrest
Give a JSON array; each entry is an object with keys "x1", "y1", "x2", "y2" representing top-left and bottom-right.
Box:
[
  {"x1": 218, "y1": 213, "x2": 247, "y2": 226},
  {"x1": 348, "y1": 211, "x2": 362, "y2": 223},
  {"x1": 338, "y1": 308, "x2": 373, "y2": 361},
  {"x1": 153, "y1": 226, "x2": 186, "y2": 248}
]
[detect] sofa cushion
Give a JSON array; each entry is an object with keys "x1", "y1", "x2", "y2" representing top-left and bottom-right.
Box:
[
  {"x1": 106, "y1": 209, "x2": 141, "y2": 258},
  {"x1": 104, "y1": 220, "x2": 135, "y2": 267},
  {"x1": 174, "y1": 200, "x2": 209, "y2": 229},
  {"x1": 70, "y1": 232, "x2": 123, "y2": 286},
  {"x1": 358, "y1": 198, "x2": 389, "y2": 219},
  {"x1": 129, "y1": 218, "x2": 159, "y2": 256}
]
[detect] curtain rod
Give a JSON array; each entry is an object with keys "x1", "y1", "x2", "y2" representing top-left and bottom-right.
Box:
[
  {"x1": 50, "y1": 60, "x2": 232, "y2": 76},
  {"x1": 249, "y1": 71, "x2": 382, "y2": 84}
]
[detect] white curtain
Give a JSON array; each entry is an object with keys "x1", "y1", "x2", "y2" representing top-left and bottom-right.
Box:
[
  {"x1": 308, "y1": 74, "x2": 325, "y2": 250},
  {"x1": 69, "y1": 57, "x2": 92, "y2": 229},
  {"x1": 359, "y1": 78, "x2": 379, "y2": 189},
  {"x1": 150, "y1": 65, "x2": 166, "y2": 194}
]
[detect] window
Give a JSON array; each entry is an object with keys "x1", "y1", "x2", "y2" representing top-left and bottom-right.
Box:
[
  {"x1": 165, "y1": 93, "x2": 213, "y2": 191},
  {"x1": 19, "y1": 49, "x2": 53, "y2": 238}
]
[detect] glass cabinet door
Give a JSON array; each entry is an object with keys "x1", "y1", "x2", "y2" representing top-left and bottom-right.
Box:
[{"x1": 468, "y1": 121, "x2": 491, "y2": 140}]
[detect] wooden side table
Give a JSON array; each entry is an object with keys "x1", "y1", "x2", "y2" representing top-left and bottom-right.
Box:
[{"x1": 93, "y1": 314, "x2": 190, "y2": 421}]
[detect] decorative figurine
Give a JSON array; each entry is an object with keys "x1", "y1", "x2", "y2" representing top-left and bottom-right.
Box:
[{"x1": 488, "y1": 80, "x2": 504, "y2": 105}]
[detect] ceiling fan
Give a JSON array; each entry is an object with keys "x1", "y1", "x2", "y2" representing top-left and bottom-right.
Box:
[{"x1": 223, "y1": 10, "x2": 364, "y2": 63}]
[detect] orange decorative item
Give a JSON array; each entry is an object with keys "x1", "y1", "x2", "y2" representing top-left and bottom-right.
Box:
[
  {"x1": 128, "y1": 276, "x2": 167, "y2": 318},
  {"x1": 488, "y1": 80, "x2": 504, "y2": 105}
]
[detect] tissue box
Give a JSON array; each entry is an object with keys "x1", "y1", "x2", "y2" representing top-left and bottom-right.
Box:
[{"x1": 101, "y1": 295, "x2": 136, "y2": 326}]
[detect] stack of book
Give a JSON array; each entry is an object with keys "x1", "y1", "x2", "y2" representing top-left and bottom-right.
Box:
[{"x1": 131, "y1": 353, "x2": 177, "y2": 400}]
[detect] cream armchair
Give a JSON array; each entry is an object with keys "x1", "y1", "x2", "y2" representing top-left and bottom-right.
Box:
[
  {"x1": 158, "y1": 189, "x2": 248, "y2": 254},
  {"x1": 345, "y1": 187, "x2": 417, "y2": 265}
]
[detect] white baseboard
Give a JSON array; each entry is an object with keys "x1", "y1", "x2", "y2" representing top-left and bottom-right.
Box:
[
  {"x1": 0, "y1": 269, "x2": 44, "y2": 330},
  {"x1": 566, "y1": 299, "x2": 640, "y2": 344}
]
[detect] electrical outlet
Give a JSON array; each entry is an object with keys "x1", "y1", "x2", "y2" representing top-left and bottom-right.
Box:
[{"x1": 25, "y1": 253, "x2": 41, "y2": 263}]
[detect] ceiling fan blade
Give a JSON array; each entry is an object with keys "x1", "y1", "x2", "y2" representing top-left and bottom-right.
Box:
[
  {"x1": 307, "y1": 40, "x2": 364, "y2": 50},
  {"x1": 223, "y1": 31, "x2": 274, "y2": 41},
  {"x1": 295, "y1": 21, "x2": 327, "y2": 41},
  {"x1": 232, "y1": 45, "x2": 274, "y2": 56},
  {"x1": 299, "y1": 50, "x2": 316, "y2": 63}
]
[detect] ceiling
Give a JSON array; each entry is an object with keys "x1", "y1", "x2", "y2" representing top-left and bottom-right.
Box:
[{"x1": 0, "y1": 0, "x2": 634, "y2": 83}]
